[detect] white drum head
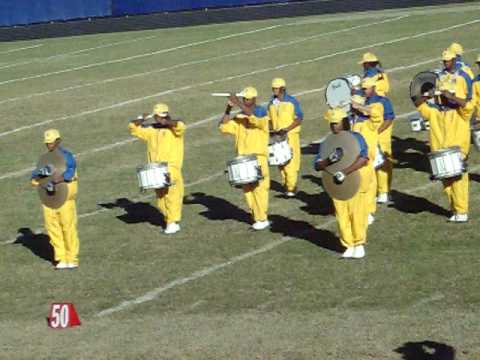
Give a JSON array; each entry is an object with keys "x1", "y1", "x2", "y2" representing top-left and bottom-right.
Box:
[{"x1": 326, "y1": 78, "x2": 352, "y2": 109}]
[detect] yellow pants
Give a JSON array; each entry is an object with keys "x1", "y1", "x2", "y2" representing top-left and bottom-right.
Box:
[
  {"x1": 156, "y1": 166, "x2": 184, "y2": 225},
  {"x1": 243, "y1": 155, "x2": 270, "y2": 222},
  {"x1": 367, "y1": 169, "x2": 377, "y2": 215},
  {"x1": 279, "y1": 132, "x2": 301, "y2": 192},
  {"x1": 443, "y1": 173, "x2": 469, "y2": 214},
  {"x1": 333, "y1": 191, "x2": 369, "y2": 248},
  {"x1": 43, "y1": 181, "x2": 79, "y2": 264},
  {"x1": 377, "y1": 126, "x2": 393, "y2": 194}
]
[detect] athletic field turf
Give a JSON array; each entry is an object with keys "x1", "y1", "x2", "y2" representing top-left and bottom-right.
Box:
[{"x1": 1, "y1": 3, "x2": 480, "y2": 359}]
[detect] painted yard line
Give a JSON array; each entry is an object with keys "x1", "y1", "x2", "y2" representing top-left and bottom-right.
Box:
[
  {"x1": 0, "y1": 23, "x2": 311, "y2": 86},
  {"x1": 95, "y1": 160, "x2": 480, "y2": 317},
  {"x1": 0, "y1": 44, "x2": 43, "y2": 55},
  {"x1": 0, "y1": 35, "x2": 158, "y2": 70},
  {"x1": 0, "y1": 16, "x2": 406, "y2": 106},
  {"x1": 0, "y1": 87, "x2": 323, "y2": 181},
  {"x1": 1, "y1": 18, "x2": 476, "y2": 139}
]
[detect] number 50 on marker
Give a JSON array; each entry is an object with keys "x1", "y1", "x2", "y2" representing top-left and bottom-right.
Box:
[{"x1": 48, "y1": 303, "x2": 81, "y2": 329}]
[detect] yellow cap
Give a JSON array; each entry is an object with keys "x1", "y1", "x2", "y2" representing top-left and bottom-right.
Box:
[
  {"x1": 153, "y1": 103, "x2": 169, "y2": 117},
  {"x1": 361, "y1": 77, "x2": 377, "y2": 89},
  {"x1": 449, "y1": 42, "x2": 464, "y2": 56},
  {"x1": 240, "y1": 86, "x2": 258, "y2": 99},
  {"x1": 324, "y1": 108, "x2": 348, "y2": 124},
  {"x1": 351, "y1": 94, "x2": 366, "y2": 105},
  {"x1": 442, "y1": 49, "x2": 456, "y2": 61},
  {"x1": 271, "y1": 78, "x2": 286, "y2": 88},
  {"x1": 358, "y1": 52, "x2": 379, "y2": 64},
  {"x1": 44, "y1": 129, "x2": 61, "y2": 144}
]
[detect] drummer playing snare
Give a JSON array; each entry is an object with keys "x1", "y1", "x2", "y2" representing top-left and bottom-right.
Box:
[
  {"x1": 219, "y1": 87, "x2": 271, "y2": 231},
  {"x1": 129, "y1": 103, "x2": 186, "y2": 234},
  {"x1": 268, "y1": 78, "x2": 304, "y2": 198}
]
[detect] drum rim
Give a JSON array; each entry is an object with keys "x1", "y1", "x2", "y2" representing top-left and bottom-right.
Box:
[
  {"x1": 137, "y1": 162, "x2": 168, "y2": 171},
  {"x1": 227, "y1": 154, "x2": 258, "y2": 165},
  {"x1": 428, "y1": 146, "x2": 462, "y2": 157},
  {"x1": 410, "y1": 71, "x2": 439, "y2": 98}
]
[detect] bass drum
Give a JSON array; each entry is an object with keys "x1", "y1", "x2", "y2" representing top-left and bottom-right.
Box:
[
  {"x1": 409, "y1": 71, "x2": 439, "y2": 102},
  {"x1": 325, "y1": 74, "x2": 361, "y2": 110}
]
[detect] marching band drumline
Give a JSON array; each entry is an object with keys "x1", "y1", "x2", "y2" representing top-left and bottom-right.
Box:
[{"x1": 31, "y1": 43, "x2": 480, "y2": 268}]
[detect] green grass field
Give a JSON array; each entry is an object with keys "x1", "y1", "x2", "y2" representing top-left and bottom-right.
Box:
[{"x1": 1, "y1": 3, "x2": 480, "y2": 359}]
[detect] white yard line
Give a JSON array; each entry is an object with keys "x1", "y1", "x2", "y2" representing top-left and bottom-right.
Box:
[
  {"x1": 0, "y1": 35, "x2": 158, "y2": 70},
  {"x1": 94, "y1": 159, "x2": 480, "y2": 317},
  {"x1": 1, "y1": 17, "x2": 475, "y2": 139},
  {"x1": 0, "y1": 44, "x2": 43, "y2": 55},
  {"x1": 0, "y1": 23, "x2": 311, "y2": 86},
  {"x1": 0, "y1": 16, "x2": 406, "y2": 106}
]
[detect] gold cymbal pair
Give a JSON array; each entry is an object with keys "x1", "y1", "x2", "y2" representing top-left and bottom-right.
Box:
[
  {"x1": 35, "y1": 149, "x2": 68, "y2": 209},
  {"x1": 319, "y1": 131, "x2": 361, "y2": 200}
]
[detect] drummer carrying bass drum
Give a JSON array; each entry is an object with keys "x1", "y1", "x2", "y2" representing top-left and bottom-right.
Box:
[
  {"x1": 268, "y1": 78, "x2": 304, "y2": 197},
  {"x1": 219, "y1": 87, "x2": 271, "y2": 230},
  {"x1": 412, "y1": 50, "x2": 472, "y2": 222},
  {"x1": 129, "y1": 103, "x2": 186, "y2": 234}
]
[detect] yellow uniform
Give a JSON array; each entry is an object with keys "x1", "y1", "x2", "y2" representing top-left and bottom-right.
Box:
[
  {"x1": 267, "y1": 92, "x2": 304, "y2": 192},
  {"x1": 417, "y1": 100, "x2": 469, "y2": 215},
  {"x1": 32, "y1": 146, "x2": 80, "y2": 266},
  {"x1": 220, "y1": 106, "x2": 270, "y2": 222},
  {"x1": 351, "y1": 100, "x2": 383, "y2": 215},
  {"x1": 129, "y1": 121, "x2": 186, "y2": 225},
  {"x1": 331, "y1": 133, "x2": 373, "y2": 248},
  {"x1": 473, "y1": 75, "x2": 480, "y2": 118}
]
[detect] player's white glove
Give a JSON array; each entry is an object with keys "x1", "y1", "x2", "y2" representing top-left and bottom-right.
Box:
[
  {"x1": 328, "y1": 147, "x2": 344, "y2": 164},
  {"x1": 333, "y1": 171, "x2": 346, "y2": 184}
]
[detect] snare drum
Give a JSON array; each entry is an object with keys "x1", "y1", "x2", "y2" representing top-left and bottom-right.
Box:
[
  {"x1": 137, "y1": 162, "x2": 170, "y2": 190},
  {"x1": 325, "y1": 74, "x2": 361, "y2": 110},
  {"x1": 268, "y1": 135, "x2": 292, "y2": 166},
  {"x1": 472, "y1": 128, "x2": 480, "y2": 151},
  {"x1": 226, "y1": 155, "x2": 263, "y2": 186},
  {"x1": 428, "y1": 147, "x2": 464, "y2": 180},
  {"x1": 373, "y1": 145, "x2": 385, "y2": 169}
]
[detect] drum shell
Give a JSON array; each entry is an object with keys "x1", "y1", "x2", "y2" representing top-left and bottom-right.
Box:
[
  {"x1": 268, "y1": 139, "x2": 292, "y2": 166},
  {"x1": 325, "y1": 73, "x2": 361, "y2": 110},
  {"x1": 226, "y1": 155, "x2": 262, "y2": 186},
  {"x1": 428, "y1": 147, "x2": 464, "y2": 180},
  {"x1": 137, "y1": 162, "x2": 170, "y2": 190}
]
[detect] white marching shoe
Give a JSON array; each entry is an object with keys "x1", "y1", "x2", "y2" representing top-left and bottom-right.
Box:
[
  {"x1": 342, "y1": 247, "x2": 355, "y2": 258},
  {"x1": 285, "y1": 191, "x2": 296, "y2": 198},
  {"x1": 55, "y1": 262, "x2": 68, "y2": 270},
  {"x1": 368, "y1": 214, "x2": 375, "y2": 225},
  {"x1": 376, "y1": 192, "x2": 389, "y2": 204},
  {"x1": 448, "y1": 213, "x2": 468, "y2": 223},
  {"x1": 164, "y1": 222, "x2": 181, "y2": 234},
  {"x1": 67, "y1": 263, "x2": 78, "y2": 269},
  {"x1": 353, "y1": 245, "x2": 365, "y2": 259},
  {"x1": 252, "y1": 220, "x2": 270, "y2": 231}
]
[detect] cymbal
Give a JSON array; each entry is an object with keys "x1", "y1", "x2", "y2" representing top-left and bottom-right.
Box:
[
  {"x1": 319, "y1": 131, "x2": 360, "y2": 173},
  {"x1": 322, "y1": 171, "x2": 361, "y2": 200},
  {"x1": 37, "y1": 183, "x2": 69, "y2": 209},
  {"x1": 35, "y1": 149, "x2": 68, "y2": 209}
]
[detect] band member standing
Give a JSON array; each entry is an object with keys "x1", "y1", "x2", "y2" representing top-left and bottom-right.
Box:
[
  {"x1": 31, "y1": 129, "x2": 80, "y2": 269},
  {"x1": 314, "y1": 108, "x2": 372, "y2": 259},
  {"x1": 474, "y1": 55, "x2": 480, "y2": 118},
  {"x1": 219, "y1": 87, "x2": 271, "y2": 230},
  {"x1": 350, "y1": 78, "x2": 384, "y2": 225},
  {"x1": 129, "y1": 103, "x2": 185, "y2": 234},
  {"x1": 413, "y1": 52, "x2": 471, "y2": 222},
  {"x1": 359, "y1": 52, "x2": 390, "y2": 96},
  {"x1": 268, "y1": 78, "x2": 304, "y2": 197}
]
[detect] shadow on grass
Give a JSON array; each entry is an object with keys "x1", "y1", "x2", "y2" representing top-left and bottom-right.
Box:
[
  {"x1": 99, "y1": 198, "x2": 165, "y2": 227},
  {"x1": 269, "y1": 214, "x2": 343, "y2": 254},
  {"x1": 301, "y1": 142, "x2": 320, "y2": 155},
  {"x1": 184, "y1": 192, "x2": 251, "y2": 224},
  {"x1": 392, "y1": 136, "x2": 431, "y2": 174},
  {"x1": 297, "y1": 175, "x2": 333, "y2": 216},
  {"x1": 394, "y1": 340, "x2": 455, "y2": 359},
  {"x1": 14, "y1": 228, "x2": 54, "y2": 264},
  {"x1": 388, "y1": 190, "x2": 450, "y2": 217},
  {"x1": 270, "y1": 180, "x2": 285, "y2": 195},
  {"x1": 469, "y1": 173, "x2": 480, "y2": 183}
]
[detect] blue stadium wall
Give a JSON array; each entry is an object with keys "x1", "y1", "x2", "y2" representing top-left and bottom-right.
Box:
[{"x1": 0, "y1": 0, "x2": 287, "y2": 27}]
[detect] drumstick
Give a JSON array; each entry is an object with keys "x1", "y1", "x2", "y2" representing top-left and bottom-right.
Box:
[{"x1": 211, "y1": 93, "x2": 244, "y2": 97}]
